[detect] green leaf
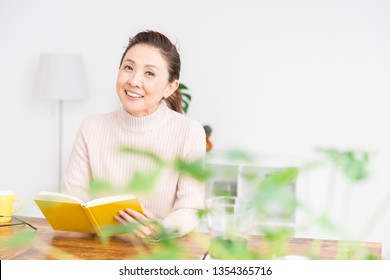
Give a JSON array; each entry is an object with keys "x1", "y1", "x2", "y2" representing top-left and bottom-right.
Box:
[
  {"x1": 209, "y1": 237, "x2": 259, "y2": 260},
  {"x1": 258, "y1": 226, "x2": 292, "y2": 258},
  {"x1": 99, "y1": 223, "x2": 140, "y2": 242},
  {"x1": 89, "y1": 179, "x2": 112, "y2": 195},
  {"x1": 0, "y1": 231, "x2": 36, "y2": 248},
  {"x1": 240, "y1": 169, "x2": 259, "y2": 182},
  {"x1": 174, "y1": 158, "x2": 213, "y2": 181},
  {"x1": 213, "y1": 188, "x2": 236, "y2": 197},
  {"x1": 317, "y1": 214, "x2": 337, "y2": 232},
  {"x1": 260, "y1": 167, "x2": 299, "y2": 189},
  {"x1": 261, "y1": 226, "x2": 292, "y2": 242},
  {"x1": 225, "y1": 150, "x2": 253, "y2": 162},
  {"x1": 178, "y1": 83, "x2": 192, "y2": 115},
  {"x1": 120, "y1": 146, "x2": 165, "y2": 167},
  {"x1": 342, "y1": 151, "x2": 369, "y2": 181},
  {"x1": 252, "y1": 168, "x2": 298, "y2": 218},
  {"x1": 197, "y1": 208, "x2": 207, "y2": 219},
  {"x1": 365, "y1": 254, "x2": 381, "y2": 260},
  {"x1": 181, "y1": 93, "x2": 192, "y2": 101},
  {"x1": 317, "y1": 148, "x2": 344, "y2": 164},
  {"x1": 254, "y1": 186, "x2": 297, "y2": 220},
  {"x1": 127, "y1": 169, "x2": 161, "y2": 193},
  {"x1": 179, "y1": 83, "x2": 189, "y2": 90},
  {"x1": 182, "y1": 100, "x2": 189, "y2": 114},
  {"x1": 203, "y1": 125, "x2": 212, "y2": 134},
  {"x1": 317, "y1": 148, "x2": 370, "y2": 182}
]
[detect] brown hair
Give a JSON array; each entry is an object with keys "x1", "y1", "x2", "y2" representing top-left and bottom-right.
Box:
[{"x1": 119, "y1": 30, "x2": 182, "y2": 113}]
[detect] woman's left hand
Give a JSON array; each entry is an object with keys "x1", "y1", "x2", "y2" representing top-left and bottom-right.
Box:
[{"x1": 115, "y1": 208, "x2": 163, "y2": 240}]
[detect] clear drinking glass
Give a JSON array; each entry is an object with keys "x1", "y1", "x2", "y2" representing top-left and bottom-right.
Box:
[{"x1": 206, "y1": 196, "x2": 254, "y2": 259}]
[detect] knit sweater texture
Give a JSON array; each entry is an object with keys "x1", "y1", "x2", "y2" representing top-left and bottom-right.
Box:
[{"x1": 63, "y1": 101, "x2": 206, "y2": 236}]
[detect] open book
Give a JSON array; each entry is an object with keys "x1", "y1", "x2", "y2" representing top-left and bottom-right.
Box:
[{"x1": 35, "y1": 191, "x2": 143, "y2": 237}]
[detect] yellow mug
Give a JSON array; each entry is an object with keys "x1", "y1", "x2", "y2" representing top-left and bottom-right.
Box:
[{"x1": 0, "y1": 191, "x2": 24, "y2": 222}]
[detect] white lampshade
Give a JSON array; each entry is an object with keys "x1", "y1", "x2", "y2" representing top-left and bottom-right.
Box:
[{"x1": 35, "y1": 53, "x2": 88, "y2": 100}]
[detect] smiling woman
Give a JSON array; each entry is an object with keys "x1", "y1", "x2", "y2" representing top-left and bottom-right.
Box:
[{"x1": 63, "y1": 30, "x2": 206, "y2": 240}]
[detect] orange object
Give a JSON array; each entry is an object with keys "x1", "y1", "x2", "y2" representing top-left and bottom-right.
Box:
[{"x1": 206, "y1": 133, "x2": 213, "y2": 152}]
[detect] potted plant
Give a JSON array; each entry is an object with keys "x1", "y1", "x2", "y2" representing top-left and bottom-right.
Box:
[
  {"x1": 178, "y1": 83, "x2": 213, "y2": 152},
  {"x1": 178, "y1": 83, "x2": 192, "y2": 114}
]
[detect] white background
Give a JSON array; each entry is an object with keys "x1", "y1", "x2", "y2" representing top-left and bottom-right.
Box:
[
  {"x1": 2, "y1": 260, "x2": 390, "y2": 279},
  {"x1": 0, "y1": 0, "x2": 389, "y2": 257}
]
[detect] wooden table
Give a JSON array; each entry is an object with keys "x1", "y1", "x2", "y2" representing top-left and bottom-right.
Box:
[{"x1": 0, "y1": 217, "x2": 382, "y2": 260}]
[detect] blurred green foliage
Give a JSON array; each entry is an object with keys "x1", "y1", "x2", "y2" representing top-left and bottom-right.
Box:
[
  {"x1": 0, "y1": 231, "x2": 36, "y2": 248},
  {"x1": 317, "y1": 148, "x2": 370, "y2": 182},
  {"x1": 1, "y1": 146, "x2": 383, "y2": 260}
]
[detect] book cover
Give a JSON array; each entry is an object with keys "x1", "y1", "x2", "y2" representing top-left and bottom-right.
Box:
[{"x1": 34, "y1": 191, "x2": 144, "y2": 237}]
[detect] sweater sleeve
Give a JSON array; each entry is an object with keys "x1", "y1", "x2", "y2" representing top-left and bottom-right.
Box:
[
  {"x1": 162, "y1": 121, "x2": 206, "y2": 237},
  {"x1": 62, "y1": 121, "x2": 92, "y2": 202}
]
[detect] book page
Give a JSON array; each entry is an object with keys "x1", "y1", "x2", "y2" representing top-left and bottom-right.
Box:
[
  {"x1": 85, "y1": 194, "x2": 137, "y2": 207},
  {"x1": 36, "y1": 191, "x2": 84, "y2": 204}
]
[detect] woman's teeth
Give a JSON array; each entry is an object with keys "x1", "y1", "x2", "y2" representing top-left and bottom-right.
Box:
[{"x1": 126, "y1": 91, "x2": 143, "y2": 98}]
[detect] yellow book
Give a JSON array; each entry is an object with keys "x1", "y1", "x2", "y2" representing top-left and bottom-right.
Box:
[{"x1": 34, "y1": 191, "x2": 143, "y2": 237}]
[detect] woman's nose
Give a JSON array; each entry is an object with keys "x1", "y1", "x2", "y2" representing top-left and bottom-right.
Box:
[{"x1": 127, "y1": 72, "x2": 142, "y2": 87}]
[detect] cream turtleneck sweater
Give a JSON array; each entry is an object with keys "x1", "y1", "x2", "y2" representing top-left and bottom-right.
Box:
[{"x1": 63, "y1": 101, "x2": 206, "y2": 237}]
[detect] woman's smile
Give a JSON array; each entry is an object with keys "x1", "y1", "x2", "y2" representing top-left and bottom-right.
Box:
[{"x1": 125, "y1": 90, "x2": 144, "y2": 99}]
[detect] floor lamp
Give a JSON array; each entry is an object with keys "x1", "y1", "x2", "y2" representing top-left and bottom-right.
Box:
[{"x1": 35, "y1": 53, "x2": 88, "y2": 189}]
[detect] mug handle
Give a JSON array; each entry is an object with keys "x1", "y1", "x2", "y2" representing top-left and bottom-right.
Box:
[{"x1": 12, "y1": 197, "x2": 24, "y2": 213}]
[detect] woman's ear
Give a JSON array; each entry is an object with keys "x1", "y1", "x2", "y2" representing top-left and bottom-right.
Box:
[{"x1": 164, "y1": 80, "x2": 179, "y2": 98}]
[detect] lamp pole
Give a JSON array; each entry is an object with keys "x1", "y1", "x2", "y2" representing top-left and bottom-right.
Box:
[
  {"x1": 35, "y1": 53, "x2": 88, "y2": 191},
  {"x1": 58, "y1": 100, "x2": 63, "y2": 189}
]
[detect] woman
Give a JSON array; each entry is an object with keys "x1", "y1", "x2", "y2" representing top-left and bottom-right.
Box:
[{"x1": 63, "y1": 30, "x2": 206, "y2": 239}]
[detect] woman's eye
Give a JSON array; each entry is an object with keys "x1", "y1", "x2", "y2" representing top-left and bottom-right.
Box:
[
  {"x1": 124, "y1": 65, "x2": 133, "y2": 70},
  {"x1": 145, "y1": 71, "x2": 155, "y2": 76}
]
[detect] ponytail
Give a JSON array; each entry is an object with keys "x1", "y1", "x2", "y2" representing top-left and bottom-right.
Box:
[{"x1": 164, "y1": 90, "x2": 183, "y2": 114}]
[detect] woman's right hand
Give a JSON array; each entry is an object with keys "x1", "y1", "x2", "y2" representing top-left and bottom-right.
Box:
[{"x1": 115, "y1": 208, "x2": 162, "y2": 240}]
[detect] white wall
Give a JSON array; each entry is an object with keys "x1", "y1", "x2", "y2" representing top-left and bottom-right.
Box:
[{"x1": 1, "y1": 0, "x2": 390, "y2": 257}]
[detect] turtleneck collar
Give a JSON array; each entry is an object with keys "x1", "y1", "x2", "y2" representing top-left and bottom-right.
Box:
[{"x1": 116, "y1": 101, "x2": 170, "y2": 134}]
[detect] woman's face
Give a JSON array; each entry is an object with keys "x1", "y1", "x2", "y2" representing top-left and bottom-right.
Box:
[{"x1": 116, "y1": 44, "x2": 178, "y2": 116}]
